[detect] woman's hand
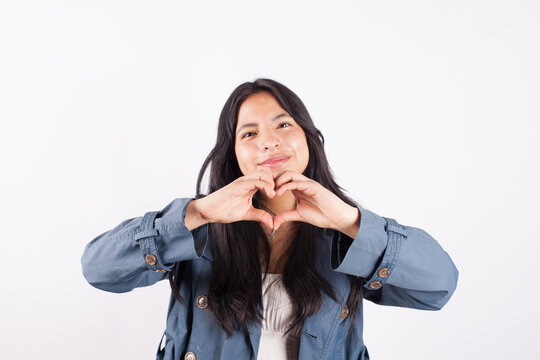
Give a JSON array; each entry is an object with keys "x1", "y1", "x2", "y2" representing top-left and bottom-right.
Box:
[
  {"x1": 272, "y1": 170, "x2": 361, "y2": 237},
  {"x1": 192, "y1": 169, "x2": 277, "y2": 230}
]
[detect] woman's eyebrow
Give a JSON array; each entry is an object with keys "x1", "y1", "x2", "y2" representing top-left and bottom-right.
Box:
[{"x1": 236, "y1": 113, "x2": 289, "y2": 135}]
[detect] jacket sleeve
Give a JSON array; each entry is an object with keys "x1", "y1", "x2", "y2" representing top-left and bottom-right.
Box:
[
  {"x1": 81, "y1": 197, "x2": 207, "y2": 293},
  {"x1": 331, "y1": 206, "x2": 459, "y2": 310}
]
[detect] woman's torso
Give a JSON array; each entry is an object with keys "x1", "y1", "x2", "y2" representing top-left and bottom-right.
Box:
[
  {"x1": 156, "y1": 224, "x2": 367, "y2": 360},
  {"x1": 257, "y1": 273, "x2": 301, "y2": 360}
]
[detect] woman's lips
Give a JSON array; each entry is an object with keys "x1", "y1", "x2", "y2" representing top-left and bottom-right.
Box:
[{"x1": 259, "y1": 156, "x2": 290, "y2": 168}]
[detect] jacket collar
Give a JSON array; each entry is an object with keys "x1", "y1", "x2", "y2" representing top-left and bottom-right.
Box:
[{"x1": 200, "y1": 224, "x2": 213, "y2": 262}]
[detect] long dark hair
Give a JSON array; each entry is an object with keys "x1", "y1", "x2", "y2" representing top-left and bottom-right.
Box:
[{"x1": 169, "y1": 78, "x2": 363, "y2": 337}]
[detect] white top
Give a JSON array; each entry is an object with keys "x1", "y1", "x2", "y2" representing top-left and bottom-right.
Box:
[{"x1": 256, "y1": 273, "x2": 300, "y2": 360}]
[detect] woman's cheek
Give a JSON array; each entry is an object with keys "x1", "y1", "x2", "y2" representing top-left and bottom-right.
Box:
[{"x1": 236, "y1": 146, "x2": 255, "y2": 174}]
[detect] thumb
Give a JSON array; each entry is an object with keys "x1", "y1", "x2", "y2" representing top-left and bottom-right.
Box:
[
  {"x1": 245, "y1": 208, "x2": 274, "y2": 230},
  {"x1": 273, "y1": 210, "x2": 301, "y2": 230}
]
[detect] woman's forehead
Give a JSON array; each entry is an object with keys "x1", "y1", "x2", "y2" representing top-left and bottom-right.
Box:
[{"x1": 237, "y1": 92, "x2": 289, "y2": 126}]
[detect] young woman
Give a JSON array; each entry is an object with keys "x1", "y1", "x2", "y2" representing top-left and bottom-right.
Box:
[{"x1": 81, "y1": 78, "x2": 459, "y2": 360}]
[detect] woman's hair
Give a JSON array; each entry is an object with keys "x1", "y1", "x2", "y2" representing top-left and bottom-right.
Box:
[{"x1": 169, "y1": 78, "x2": 363, "y2": 337}]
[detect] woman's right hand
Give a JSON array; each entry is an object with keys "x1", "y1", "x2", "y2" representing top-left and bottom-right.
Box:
[{"x1": 185, "y1": 169, "x2": 276, "y2": 230}]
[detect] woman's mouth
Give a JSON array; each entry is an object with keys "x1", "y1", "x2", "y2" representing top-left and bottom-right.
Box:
[{"x1": 259, "y1": 156, "x2": 290, "y2": 168}]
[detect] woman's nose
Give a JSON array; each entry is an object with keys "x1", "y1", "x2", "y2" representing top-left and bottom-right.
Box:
[
  {"x1": 261, "y1": 137, "x2": 280, "y2": 150},
  {"x1": 259, "y1": 131, "x2": 280, "y2": 149}
]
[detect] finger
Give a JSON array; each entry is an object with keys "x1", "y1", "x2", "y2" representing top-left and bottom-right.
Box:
[
  {"x1": 262, "y1": 182, "x2": 276, "y2": 197},
  {"x1": 273, "y1": 210, "x2": 302, "y2": 230},
  {"x1": 257, "y1": 165, "x2": 275, "y2": 181},
  {"x1": 245, "y1": 208, "x2": 275, "y2": 230},
  {"x1": 274, "y1": 169, "x2": 305, "y2": 188},
  {"x1": 249, "y1": 170, "x2": 276, "y2": 190},
  {"x1": 245, "y1": 180, "x2": 275, "y2": 197},
  {"x1": 276, "y1": 181, "x2": 311, "y2": 196}
]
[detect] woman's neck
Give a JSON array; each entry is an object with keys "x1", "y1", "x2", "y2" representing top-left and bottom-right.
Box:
[
  {"x1": 256, "y1": 190, "x2": 297, "y2": 220},
  {"x1": 261, "y1": 223, "x2": 299, "y2": 273},
  {"x1": 257, "y1": 190, "x2": 299, "y2": 274}
]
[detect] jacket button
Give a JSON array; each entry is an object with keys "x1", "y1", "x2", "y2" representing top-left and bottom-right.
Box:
[
  {"x1": 145, "y1": 254, "x2": 157, "y2": 266},
  {"x1": 196, "y1": 295, "x2": 208, "y2": 309},
  {"x1": 340, "y1": 304, "x2": 349, "y2": 319},
  {"x1": 185, "y1": 352, "x2": 197, "y2": 360},
  {"x1": 369, "y1": 281, "x2": 382, "y2": 289},
  {"x1": 378, "y1": 268, "x2": 390, "y2": 278}
]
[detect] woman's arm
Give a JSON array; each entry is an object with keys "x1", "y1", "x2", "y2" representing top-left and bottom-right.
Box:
[
  {"x1": 265, "y1": 169, "x2": 458, "y2": 310},
  {"x1": 332, "y1": 206, "x2": 459, "y2": 310},
  {"x1": 81, "y1": 168, "x2": 285, "y2": 294},
  {"x1": 81, "y1": 198, "x2": 208, "y2": 293}
]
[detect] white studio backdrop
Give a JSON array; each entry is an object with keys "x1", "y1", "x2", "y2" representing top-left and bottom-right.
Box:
[{"x1": 1, "y1": 1, "x2": 538, "y2": 359}]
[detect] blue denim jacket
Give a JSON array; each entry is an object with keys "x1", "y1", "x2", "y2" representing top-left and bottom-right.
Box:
[{"x1": 81, "y1": 198, "x2": 459, "y2": 360}]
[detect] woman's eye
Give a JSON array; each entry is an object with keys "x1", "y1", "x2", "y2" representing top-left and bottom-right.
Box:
[{"x1": 241, "y1": 123, "x2": 290, "y2": 139}]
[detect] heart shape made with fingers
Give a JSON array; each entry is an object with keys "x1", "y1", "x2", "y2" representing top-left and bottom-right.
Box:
[
  {"x1": 252, "y1": 170, "x2": 306, "y2": 231},
  {"x1": 253, "y1": 193, "x2": 299, "y2": 235},
  {"x1": 250, "y1": 168, "x2": 359, "y2": 235}
]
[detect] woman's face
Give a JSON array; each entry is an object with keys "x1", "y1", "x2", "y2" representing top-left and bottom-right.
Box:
[{"x1": 235, "y1": 91, "x2": 309, "y2": 178}]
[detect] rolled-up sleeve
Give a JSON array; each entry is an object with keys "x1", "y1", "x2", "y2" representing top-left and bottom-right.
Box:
[
  {"x1": 331, "y1": 206, "x2": 459, "y2": 310},
  {"x1": 81, "y1": 197, "x2": 207, "y2": 293}
]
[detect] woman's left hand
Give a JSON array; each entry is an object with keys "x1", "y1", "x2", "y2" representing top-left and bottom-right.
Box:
[{"x1": 272, "y1": 170, "x2": 360, "y2": 237}]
